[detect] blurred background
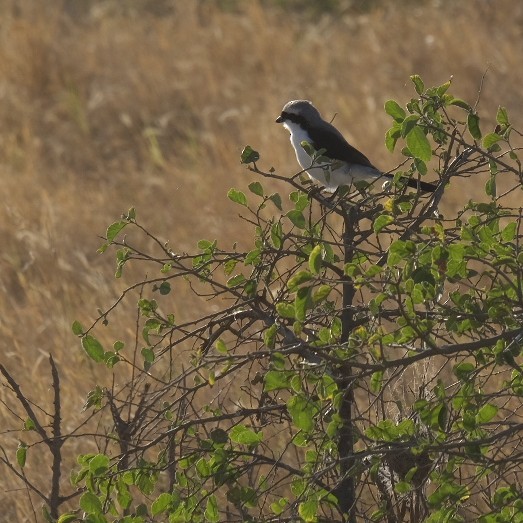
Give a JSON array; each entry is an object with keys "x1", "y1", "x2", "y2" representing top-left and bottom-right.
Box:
[{"x1": 0, "y1": 0, "x2": 522, "y2": 518}]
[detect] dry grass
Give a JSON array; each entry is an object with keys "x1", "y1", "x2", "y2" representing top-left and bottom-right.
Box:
[{"x1": 1, "y1": 0, "x2": 523, "y2": 519}]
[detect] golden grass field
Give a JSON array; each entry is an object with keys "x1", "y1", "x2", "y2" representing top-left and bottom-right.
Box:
[{"x1": 1, "y1": 0, "x2": 522, "y2": 519}]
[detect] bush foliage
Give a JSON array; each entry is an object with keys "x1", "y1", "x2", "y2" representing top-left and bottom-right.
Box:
[{"x1": 3, "y1": 77, "x2": 523, "y2": 522}]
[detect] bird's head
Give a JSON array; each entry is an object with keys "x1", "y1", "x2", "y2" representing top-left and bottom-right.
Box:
[{"x1": 275, "y1": 100, "x2": 322, "y2": 126}]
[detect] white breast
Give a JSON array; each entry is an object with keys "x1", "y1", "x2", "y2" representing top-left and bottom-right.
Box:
[
  {"x1": 284, "y1": 123, "x2": 316, "y2": 170},
  {"x1": 283, "y1": 122, "x2": 381, "y2": 192}
]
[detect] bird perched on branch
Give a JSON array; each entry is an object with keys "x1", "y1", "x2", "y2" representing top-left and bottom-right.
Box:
[{"x1": 276, "y1": 100, "x2": 436, "y2": 193}]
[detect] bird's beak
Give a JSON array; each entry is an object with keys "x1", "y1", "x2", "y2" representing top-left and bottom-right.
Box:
[{"x1": 275, "y1": 115, "x2": 284, "y2": 123}]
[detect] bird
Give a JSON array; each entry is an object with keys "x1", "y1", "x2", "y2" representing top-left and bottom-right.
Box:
[{"x1": 276, "y1": 100, "x2": 436, "y2": 193}]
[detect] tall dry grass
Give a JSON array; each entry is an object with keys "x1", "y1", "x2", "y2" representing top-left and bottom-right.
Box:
[{"x1": 0, "y1": 0, "x2": 522, "y2": 519}]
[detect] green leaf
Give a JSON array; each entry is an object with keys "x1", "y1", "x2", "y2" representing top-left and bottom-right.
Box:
[
  {"x1": 248, "y1": 181, "x2": 264, "y2": 196},
  {"x1": 395, "y1": 481, "x2": 412, "y2": 494},
  {"x1": 215, "y1": 339, "x2": 228, "y2": 354},
  {"x1": 106, "y1": 221, "x2": 127, "y2": 243},
  {"x1": 373, "y1": 214, "x2": 394, "y2": 233},
  {"x1": 276, "y1": 302, "x2": 295, "y2": 319},
  {"x1": 245, "y1": 248, "x2": 261, "y2": 266},
  {"x1": 240, "y1": 145, "x2": 260, "y2": 164},
  {"x1": 414, "y1": 157, "x2": 427, "y2": 176},
  {"x1": 493, "y1": 486, "x2": 518, "y2": 507},
  {"x1": 467, "y1": 112, "x2": 482, "y2": 140},
  {"x1": 81, "y1": 335, "x2": 105, "y2": 363},
  {"x1": 227, "y1": 188, "x2": 247, "y2": 206},
  {"x1": 24, "y1": 418, "x2": 36, "y2": 431},
  {"x1": 57, "y1": 514, "x2": 78, "y2": 523},
  {"x1": 370, "y1": 371, "x2": 384, "y2": 393},
  {"x1": 115, "y1": 247, "x2": 130, "y2": 278},
  {"x1": 210, "y1": 428, "x2": 229, "y2": 444},
  {"x1": 79, "y1": 492, "x2": 103, "y2": 515},
  {"x1": 82, "y1": 386, "x2": 104, "y2": 411},
  {"x1": 271, "y1": 221, "x2": 283, "y2": 248},
  {"x1": 406, "y1": 126, "x2": 432, "y2": 162},
  {"x1": 294, "y1": 286, "x2": 312, "y2": 322},
  {"x1": 501, "y1": 222, "x2": 517, "y2": 242},
  {"x1": 158, "y1": 281, "x2": 171, "y2": 295},
  {"x1": 366, "y1": 419, "x2": 415, "y2": 441},
  {"x1": 229, "y1": 424, "x2": 263, "y2": 445},
  {"x1": 196, "y1": 458, "x2": 211, "y2": 478},
  {"x1": 113, "y1": 340, "x2": 125, "y2": 352},
  {"x1": 269, "y1": 192, "x2": 283, "y2": 210},
  {"x1": 143, "y1": 319, "x2": 161, "y2": 343},
  {"x1": 385, "y1": 100, "x2": 406, "y2": 122},
  {"x1": 16, "y1": 442, "x2": 27, "y2": 468},
  {"x1": 300, "y1": 140, "x2": 316, "y2": 157},
  {"x1": 105, "y1": 352, "x2": 120, "y2": 368},
  {"x1": 71, "y1": 320, "x2": 84, "y2": 336},
  {"x1": 264, "y1": 324, "x2": 277, "y2": 349},
  {"x1": 141, "y1": 347, "x2": 155, "y2": 365},
  {"x1": 449, "y1": 98, "x2": 472, "y2": 111},
  {"x1": 483, "y1": 132, "x2": 502, "y2": 150},
  {"x1": 287, "y1": 270, "x2": 313, "y2": 290},
  {"x1": 496, "y1": 106, "x2": 509, "y2": 126},
  {"x1": 286, "y1": 209, "x2": 306, "y2": 229},
  {"x1": 428, "y1": 482, "x2": 469, "y2": 506},
  {"x1": 97, "y1": 242, "x2": 108, "y2": 254},
  {"x1": 453, "y1": 362, "x2": 476, "y2": 381},
  {"x1": 89, "y1": 454, "x2": 110, "y2": 476},
  {"x1": 489, "y1": 158, "x2": 499, "y2": 174},
  {"x1": 287, "y1": 395, "x2": 316, "y2": 432},
  {"x1": 385, "y1": 125, "x2": 401, "y2": 152},
  {"x1": 485, "y1": 176, "x2": 496, "y2": 198},
  {"x1": 264, "y1": 370, "x2": 292, "y2": 391},
  {"x1": 271, "y1": 497, "x2": 289, "y2": 516},
  {"x1": 226, "y1": 486, "x2": 255, "y2": 508},
  {"x1": 436, "y1": 79, "x2": 452, "y2": 95},
  {"x1": 438, "y1": 403, "x2": 448, "y2": 431},
  {"x1": 205, "y1": 494, "x2": 220, "y2": 523},
  {"x1": 152, "y1": 493, "x2": 172, "y2": 516},
  {"x1": 227, "y1": 274, "x2": 246, "y2": 287},
  {"x1": 411, "y1": 266, "x2": 436, "y2": 285},
  {"x1": 223, "y1": 259, "x2": 237, "y2": 276},
  {"x1": 298, "y1": 498, "x2": 318, "y2": 523},
  {"x1": 401, "y1": 115, "x2": 419, "y2": 138},
  {"x1": 312, "y1": 285, "x2": 332, "y2": 304},
  {"x1": 462, "y1": 412, "x2": 476, "y2": 432},
  {"x1": 387, "y1": 240, "x2": 415, "y2": 266},
  {"x1": 446, "y1": 244, "x2": 467, "y2": 278},
  {"x1": 410, "y1": 74, "x2": 425, "y2": 95},
  {"x1": 308, "y1": 245, "x2": 323, "y2": 274},
  {"x1": 198, "y1": 238, "x2": 216, "y2": 250},
  {"x1": 290, "y1": 190, "x2": 309, "y2": 211},
  {"x1": 476, "y1": 403, "x2": 498, "y2": 424}
]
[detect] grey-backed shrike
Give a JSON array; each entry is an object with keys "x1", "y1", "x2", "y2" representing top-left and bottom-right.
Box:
[{"x1": 276, "y1": 100, "x2": 435, "y2": 193}]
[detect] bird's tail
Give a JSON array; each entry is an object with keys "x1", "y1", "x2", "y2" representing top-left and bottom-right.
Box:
[
  {"x1": 384, "y1": 173, "x2": 437, "y2": 193},
  {"x1": 406, "y1": 177, "x2": 437, "y2": 193}
]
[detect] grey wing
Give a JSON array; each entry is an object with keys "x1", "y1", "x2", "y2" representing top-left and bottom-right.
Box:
[{"x1": 306, "y1": 122, "x2": 376, "y2": 168}]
